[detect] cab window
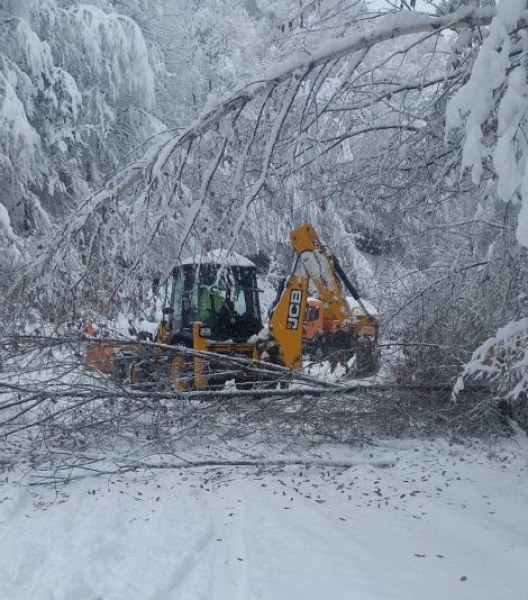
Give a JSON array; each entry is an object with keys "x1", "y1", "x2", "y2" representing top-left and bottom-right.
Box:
[{"x1": 308, "y1": 306, "x2": 320, "y2": 321}]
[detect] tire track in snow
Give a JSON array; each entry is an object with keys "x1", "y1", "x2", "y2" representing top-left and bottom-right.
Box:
[
  {"x1": 148, "y1": 520, "x2": 215, "y2": 600},
  {"x1": 210, "y1": 483, "x2": 250, "y2": 599}
]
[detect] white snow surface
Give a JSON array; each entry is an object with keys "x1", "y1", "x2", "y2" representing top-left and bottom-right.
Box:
[
  {"x1": 181, "y1": 248, "x2": 256, "y2": 267},
  {"x1": 1, "y1": 436, "x2": 527, "y2": 599}
]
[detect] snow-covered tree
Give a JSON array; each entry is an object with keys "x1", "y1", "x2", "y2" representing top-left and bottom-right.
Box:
[{"x1": 0, "y1": 0, "x2": 161, "y2": 258}]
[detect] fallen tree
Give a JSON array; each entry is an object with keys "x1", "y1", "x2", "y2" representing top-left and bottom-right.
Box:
[{"x1": 0, "y1": 333, "x2": 511, "y2": 482}]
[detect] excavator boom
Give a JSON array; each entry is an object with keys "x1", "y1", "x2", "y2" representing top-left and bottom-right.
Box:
[
  {"x1": 268, "y1": 222, "x2": 379, "y2": 373},
  {"x1": 267, "y1": 256, "x2": 309, "y2": 370},
  {"x1": 290, "y1": 223, "x2": 352, "y2": 322}
]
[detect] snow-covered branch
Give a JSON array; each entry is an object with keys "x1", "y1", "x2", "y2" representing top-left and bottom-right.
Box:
[{"x1": 19, "y1": 4, "x2": 510, "y2": 315}]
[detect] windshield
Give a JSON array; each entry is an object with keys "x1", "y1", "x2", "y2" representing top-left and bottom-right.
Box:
[{"x1": 170, "y1": 264, "x2": 262, "y2": 340}]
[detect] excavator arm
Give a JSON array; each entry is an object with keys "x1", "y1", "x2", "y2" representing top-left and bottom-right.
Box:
[
  {"x1": 291, "y1": 222, "x2": 375, "y2": 318},
  {"x1": 290, "y1": 223, "x2": 355, "y2": 323},
  {"x1": 267, "y1": 222, "x2": 378, "y2": 370},
  {"x1": 267, "y1": 255, "x2": 310, "y2": 370}
]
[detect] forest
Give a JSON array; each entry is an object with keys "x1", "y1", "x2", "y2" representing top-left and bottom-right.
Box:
[{"x1": 0, "y1": 2, "x2": 527, "y2": 597}]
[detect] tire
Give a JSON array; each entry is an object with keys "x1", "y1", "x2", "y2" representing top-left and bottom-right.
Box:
[
  {"x1": 354, "y1": 339, "x2": 380, "y2": 377},
  {"x1": 112, "y1": 350, "x2": 136, "y2": 382},
  {"x1": 313, "y1": 338, "x2": 326, "y2": 361},
  {"x1": 170, "y1": 354, "x2": 191, "y2": 391}
]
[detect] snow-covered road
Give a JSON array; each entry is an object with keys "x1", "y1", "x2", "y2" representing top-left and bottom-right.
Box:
[{"x1": 1, "y1": 438, "x2": 527, "y2": 600}]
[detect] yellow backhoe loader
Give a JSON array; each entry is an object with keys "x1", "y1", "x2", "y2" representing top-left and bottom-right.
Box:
[{"x1": 86, "y1": 223, "x2": 380, "y2": 388}]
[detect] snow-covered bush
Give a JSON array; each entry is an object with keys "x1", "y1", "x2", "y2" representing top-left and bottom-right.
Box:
[
  {"x1": 453, "y1": 318, "x2": 528, "y2": 430},
  {"x1": 454, "y1": 319, "x2": 528, "y2": 399}
]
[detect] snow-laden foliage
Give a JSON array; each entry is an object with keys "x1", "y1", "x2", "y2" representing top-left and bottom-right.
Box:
[
  {"x1": 0, "y1": 200, "x2": 21, "y2": 269},
  {"x1": 446, "y1": 0, "x2": 528, "y2": 247},
  {"x1": 0, "y1": 0, "x2": 160, "y2": 245}
]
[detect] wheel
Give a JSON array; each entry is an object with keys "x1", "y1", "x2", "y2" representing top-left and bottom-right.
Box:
[
  {"x1": 112, "y1": 349, "x2": 137, "y2": 382},
  {"x1": 170, "y1": 354, "x2": 191, "y2": 391},
  {"x1": 354, "y1": 339, "x2": 380, "y2": 376},
  {"x1": 234, "y1": 380, "x2": 255, "y2": 390},
  {"x1": 313, "y1": 338, "x2": 326, "y2": 361}
]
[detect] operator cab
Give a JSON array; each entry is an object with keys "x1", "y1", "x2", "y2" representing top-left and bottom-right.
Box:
[{"x1": 168, "y1": 250, "x2": 263, "y2": 343}]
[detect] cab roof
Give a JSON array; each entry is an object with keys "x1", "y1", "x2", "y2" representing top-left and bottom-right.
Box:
[{"x1": 181, "y1": 249, "x2": 256, "y2": 268}]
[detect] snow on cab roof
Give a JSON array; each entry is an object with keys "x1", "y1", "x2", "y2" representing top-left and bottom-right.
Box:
[{"x1": 181, "y1": 249, "x2": 255, "y2": 268}]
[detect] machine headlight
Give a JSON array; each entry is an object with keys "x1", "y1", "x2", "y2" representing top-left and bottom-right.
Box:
[{"x1": 199, "y1": 326, "x2": 212, "y2": 337}]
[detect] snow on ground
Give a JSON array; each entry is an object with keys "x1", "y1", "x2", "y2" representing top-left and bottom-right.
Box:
[{"x1": 1, "y1": 436, "x2": 527, "y2": 600}]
